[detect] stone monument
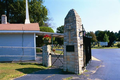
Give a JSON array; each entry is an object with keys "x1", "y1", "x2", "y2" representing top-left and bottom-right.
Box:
[{"x1": 64, "y1": 9, "x2": 84, "y2": 74}]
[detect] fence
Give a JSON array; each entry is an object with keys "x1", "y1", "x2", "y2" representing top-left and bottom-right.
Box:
[
  {"x1": 83, "y1": 36, "x2": 91, "y2": 68},
  {"x1": 0, "y1": 46, "x2": 64, "y2": 67},
  {"x1": 51, "y1": 49, "x2": 64, "y2": 68}
]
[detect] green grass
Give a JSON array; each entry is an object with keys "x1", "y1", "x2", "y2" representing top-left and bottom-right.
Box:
[
  {"x1": 78, "y1": 73, "x2": 81, "y2": 75},
  {"x1": 84, "y1": 70, "x2": 88, "y2": 72},
  {"x1": 63, "y1": 76, "x2": 73, "y2": 80},
  {"x1": 92, "y1": 47, "x2": 118, "y2": 49},
  {"x1": 96, "y1": 66, "x2": 99, "y2": 69},
  {"x1": 91, "y1": 42, "x2": 120, "y2": 49},
  {"x1": 0, "y1": 63, "x2": 47, "y2": 80},
  {"x1": 53, "y1": 46, "x2": 63, "y2": 49},
  {"x1": 55, "y1": 50, "x2": 63, "y2": 54}
]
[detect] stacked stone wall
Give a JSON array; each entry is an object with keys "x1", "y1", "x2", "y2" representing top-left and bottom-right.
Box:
[{"x1": 64, "y1": 9, "x2": 84, "y2": 74}]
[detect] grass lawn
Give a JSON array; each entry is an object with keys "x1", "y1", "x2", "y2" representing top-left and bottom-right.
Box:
[
  {"x1": 92, "y1": 47, "x2": 118, "y2": 49},
  {"x1": 0, "y1": 63, "x2": 47, "y2": 80},
  {"x1": 55, "y1": 50, "x2": 63, "y2": 54}
]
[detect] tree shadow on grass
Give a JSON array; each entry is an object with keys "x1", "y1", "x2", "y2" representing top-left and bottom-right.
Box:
[
  {"x1": 16, "y1": 68, "x2": 46, "y2": 74},
  {"x1": 16, "y1": 63, "x2": 47, "y2": 74},
  {"x1": 18, "y1": 63, "x2": 42, "y2": 66},
  {"x1": 16, "y1": 63, "x2": 75, "y2": 75},
  {"x1": 16, "y1": 68, "x2": 75, "y2": 75}
]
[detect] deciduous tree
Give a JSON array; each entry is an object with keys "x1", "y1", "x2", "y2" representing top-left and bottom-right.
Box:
[
  {"x1": 56, "y1": 25, "x2": 64, "y2": 45},
  {"x1": 87, "y1": 32, "x2": 97, "y2": 42},
  {"x1": 0, "y1": 0, "x2": 48, "y2": 26},
  {"x1": 56, "y1": 25, "x2": 64, "y2": 33}
]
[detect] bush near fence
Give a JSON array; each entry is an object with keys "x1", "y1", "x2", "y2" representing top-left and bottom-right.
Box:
[
  {"x1": 117, "y1": 43, "x2": 120, "y2": 48},
  {"x1": 36, "y1": 48, "x2": 42, "y2": 52}
]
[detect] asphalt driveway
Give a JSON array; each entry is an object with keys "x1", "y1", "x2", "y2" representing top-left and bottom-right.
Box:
[
  {"x1": 89, "y1": 48, "x2": 120, "y2": 80},
  {"x1": 15, "y1": 48, "x2": 120, "y2": 80}
]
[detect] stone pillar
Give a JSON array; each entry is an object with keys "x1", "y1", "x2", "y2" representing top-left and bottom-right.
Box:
[
  {"x1": 42, "y1": 45, "x2": 51, "y2": 67},
  {"x1": 64, "y1": 9, "x2": 84, "y2": 74}
]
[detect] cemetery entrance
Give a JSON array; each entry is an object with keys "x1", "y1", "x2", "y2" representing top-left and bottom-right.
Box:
[{"x1": 41, "y1": 9, "x2": 92, "y2": 74}]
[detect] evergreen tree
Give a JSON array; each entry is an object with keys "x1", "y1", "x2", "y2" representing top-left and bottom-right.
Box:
[{"x1": 103, "y1": 33, "x2": 109, "y2": 42}]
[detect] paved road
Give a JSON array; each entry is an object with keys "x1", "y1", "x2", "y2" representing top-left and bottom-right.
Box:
[
  {"x1": 15, "y1": 49, "x2": 120, "y2": 80},
  {"x1": 90, "y1": 48, "x2": 120, "y2": 80}
]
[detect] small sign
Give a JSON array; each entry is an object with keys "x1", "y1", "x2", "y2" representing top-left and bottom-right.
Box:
[{"x1": 66, "y1": 45, "x2": 74, "y2": 52}]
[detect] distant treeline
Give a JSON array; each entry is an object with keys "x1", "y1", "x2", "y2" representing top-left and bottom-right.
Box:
[{"x1": 86, "y1": 30, "x2": 120, "y2": 47}]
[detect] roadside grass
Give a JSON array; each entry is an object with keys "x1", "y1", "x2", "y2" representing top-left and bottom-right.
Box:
[
  {"x1": 0, "y1": 63, "x2": 47, "y2": 80},
  {"x1": 84, "y1": 70, "x2": 88, "y2": 72},
  {"x1": 91, "y1": 42, "x2": 120, "y2": 49},
  {"x1": 92, "y1": 47, "x2": 118, "y2": 49},
  {"x1": 55, "y1": 50, "x2": 63, "y2": 54},
  {"x1": 63, "y1": 76, "x2": 73, "y2": 80},
  {"x1": 53, "y1": 46, "x2": 63, "y2": 49}
]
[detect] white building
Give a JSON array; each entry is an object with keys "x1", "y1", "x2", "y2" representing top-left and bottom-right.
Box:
[
  {"x1": 0, "y1": 0, "x2": 40, "y2": 61},
  {"x1": 0, "y1": 15, "x2": 40, "y2": 61}
]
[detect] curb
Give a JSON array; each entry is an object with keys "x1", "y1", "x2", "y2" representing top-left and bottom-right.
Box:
[{"x1": 71, "y1": 56, "x2": 103, "y2": 80}]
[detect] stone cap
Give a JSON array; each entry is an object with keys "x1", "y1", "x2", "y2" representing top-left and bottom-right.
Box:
[{"x1": 65, "y1": 9, "x2": 81, "y2": 24}]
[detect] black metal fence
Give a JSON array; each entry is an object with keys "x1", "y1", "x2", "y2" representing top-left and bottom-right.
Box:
[{"x1": 83, "y1": 36, "x2": 91, "y2": 68}]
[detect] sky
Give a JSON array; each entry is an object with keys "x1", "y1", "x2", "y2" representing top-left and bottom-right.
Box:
[{"x1": 43, "y1": 0, "x2": 120, "y2": 33}]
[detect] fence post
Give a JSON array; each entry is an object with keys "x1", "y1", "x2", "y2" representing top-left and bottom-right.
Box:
[{"x1": 42, "y1": 45, "x2": 51, "y2": 67}]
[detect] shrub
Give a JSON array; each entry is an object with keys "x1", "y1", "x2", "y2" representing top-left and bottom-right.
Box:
[
  {"x1": 36, "y1": 48, "x2": 42, "y2": 52},
  {"x1": 117, "y1": 43, "x2": 120, "y2": 48},
  {"x1": 40, "y1": 27, "x2": 54, "y2": 33}
]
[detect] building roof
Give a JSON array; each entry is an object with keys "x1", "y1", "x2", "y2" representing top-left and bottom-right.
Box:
[
  {"x1": 37, "y1": 31, "x2": 64, "y2": 38},
  {"x1": 0, "y1": 23, "x2": 64, "y2": 38},
  {"x1": 0, "y1": 23, "x2": 40, "y2": 31}
]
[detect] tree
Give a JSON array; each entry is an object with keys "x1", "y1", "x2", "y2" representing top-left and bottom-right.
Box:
[
  {"x1": 56, "y1": 25, "x2": 64, "y2": 33},
  {"x1": 55, "y1": 38, "x2": 63, "y2": 45},
  {"x1": 89, "y1": 32, "x2": 97, "y2": 42},
  {"x1": 96, "y1": 31, "x2": 105, "y2": 41},
  {"x1": 95, "y1": 30, "x2": 100, "y2": 37},
  {"x1": 29, "y1": 0, "x2": 48, "y2": 26},
  {"x1": 9, "y1": 0, "x2": 25, "y2": 23},
  {"x1": 56, "y1": 25, "x2": 64, "y2": 45},
  {"x1": 40, "y1": 27, "x2": 54, "y2": 33},
  {"x1": 108, "y1": 31, "x2": 116, "y2": 46},
  {"x1": 116, "y1": 30, "x2": 120, "y2": 41},
  {"x1": 95, "y1": 30, "x2": 117, "y2": 46},
  {"x1": 0, "y1": 0, "x2": 48, "y2": 26},
  {"x1": 86, "y1": 32, "x2": 97, "y2": 42},
  {"x1": 118, "y1": 35, "x2": 120, "y2": 41},
  {"x1": 0, "y1": 0, "x2": 13, "y2": 22},
  {"x1": 103, "y1": 33, "x2": 109, "y2": 42}
]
